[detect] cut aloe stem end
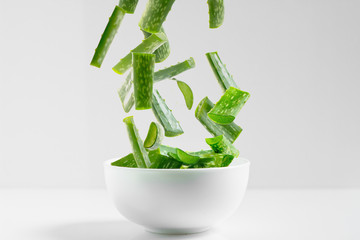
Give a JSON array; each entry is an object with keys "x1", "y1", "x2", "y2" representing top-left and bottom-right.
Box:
[
  {"x1": 118, "y1": 0, "x2": 139, "y2": 14},
  {"x1": 144, "y1": 122, "x2": 164, "y2": 150},
  {"x1": 207, "y1": 0, "x2": 225, "y2": 29}
]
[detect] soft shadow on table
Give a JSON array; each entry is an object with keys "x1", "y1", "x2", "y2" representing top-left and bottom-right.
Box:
[{"x1": 44, "y1": 221, "x2": 228, "y2": 240}]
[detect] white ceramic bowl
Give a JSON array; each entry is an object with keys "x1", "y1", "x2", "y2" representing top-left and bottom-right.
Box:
[{"x1": 104, "y1": 157, "x2": 250, "y2": 234}]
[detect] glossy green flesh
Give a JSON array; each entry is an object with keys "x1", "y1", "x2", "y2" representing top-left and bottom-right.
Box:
[
  {"x1": 123, "y1": 116, "x2": 152, "y2": 168},
  {"x1": 111, "y1": 153, "x2": 137, "y2": 167},
  {"x1": 195, "y1": 97, "x2": 242, "y2": 143},
  {"x1": 207, "y1": 0, "x2": 225, "y2": 28},
  {"x1": 208, "y1": 87, "x2": 250, "y2": 124},
  {"x1": 133, "y1": 52, "x2": 155, "y2": 110},
  {"x1": 142, "y1": 27, "x2": 170, "y2": 63},
  {"x1": 152, "y1": 90, "x2": 184, "y2": 137},
  {"x1": 176, "y1": 79, "x2": 193, "y2": 110},
  {"x1": 205, "y1": 135, "x2": 239, "y2": 157},
  {"x1": 118, "y1": 0, "x2": 139, "y2": 14},
  {"x1": 117, "y1": 57, "x2": 195, "y2": 113},
  {"x1": 139, "y1": 0, "x2": 176, "y2": 33},
  {"x1": 112, "y1": 33, "x2": 167, "y2": 74},
  {"x1": 144, "y1": 122, "x2": 163, "y2": 150},
  {"x1": 206, "y1": 52, "x2": 238, "y2": 92},
  {"x1": 90, "y1": 6, "x2": 125, "y2": 68}
]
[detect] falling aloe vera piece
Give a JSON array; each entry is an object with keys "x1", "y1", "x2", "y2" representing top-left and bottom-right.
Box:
[
  {"x1": 123, "y1": 116, "x2": 152, "y2": 168},
  {"x1": 154, "y1": 57, "x2": 195, "y2": 82},
  {"x1": 132, "y1": 52, "x2": 155, "y2": 110},
  {"x1": 207, "y1": 0, "x2": 225, "y2": 28},
  {"x1": 117, "y1": 71, "x2": 134, "y2": 113},
  {"x1": 139, "y1": 0, "x2": 176, "y2": 33},
  {"x1": 142, "y1": 27, "x2": 170, "y2": 63},
  {"x1": 90, "y1": 6, "x2": 125, "y2": 68},
  {"x1": 208, "y1": 87, "x2": 250, "y2": 124},
  {"x1": 118, "y1": 0, "x2": 139, "y2": 14},
  {"x1": 152, "y1": 90, "x2": 184, "y2": 137},
  {"x1": 173, "y1": 78, "x2": 194, "y2": 110},
  {"x1": 113, "y1": 33, "x2": 167, "y2": 74},
  {"x1": 144, "y1": 122, "x2": 164, "y2": 150},
  {"x1": 206, "y1": 52, "x2": 237, "y2": 92},
  {"x1": 195, "y1": 97, "x2": 242, "y2": 143},
  {"x1": 205, "y1": 135, "x2": 239, "y2": 157}
]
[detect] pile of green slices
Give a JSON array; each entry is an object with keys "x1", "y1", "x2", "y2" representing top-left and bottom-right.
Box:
[{"x1": 90, "y1": 0, "x2": 250, "y2": 169}]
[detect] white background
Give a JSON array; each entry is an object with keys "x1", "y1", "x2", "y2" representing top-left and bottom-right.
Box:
[{"x1": 1, "y1": 0, "x2": 359, "y2": 188}]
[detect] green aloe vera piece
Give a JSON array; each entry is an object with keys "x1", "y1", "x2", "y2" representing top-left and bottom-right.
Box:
[
  {"x1": 142, "y1": 27, "x2": 170, "y2": 63},
  {"x1": 118, "y1": 0, "x2": 139, "y2": 14},
  {"x1": 90, "y1": 6, "x2": 125, "y2": 68},
  {"x1": 206, "y1": 52, "x2": 237, "y2": 92},
  {"x1": 154, "y1": 57, "x2": 195, "y2": 82},
  {"x1": 159, "y1": 145, "x2": 178, "y2": 155},
  {"x1": 176, "y1": 148, "x2": 200, "y2": 165},
  {"x1": 195, "y1": 97, "x2": 242, "y2": 143},
  {"x1": 117, "y1": 71, "x2": 134, "y2": 113},
  {"x1": 207, "y1": 0, "x2": 225, "y2": 28},
  {"x1": 208, "y1": 87, "x2": 250, "y2": 124},
  {"x1": 205, "y1": 135, "x2": 239, "y2": 157},
  {"x1": 139, "y1": 0, "x2": 176, "y2": 33},
  {"x1": 111, "y1": 153, "x2": 137, "y2": 168},
  {"x1": 152, "y1": 90, "x2": 184, "y2": 137},
  {"x1": 149, "y1": 149, "x2": 182, "y2": 169},
  {"x1": 173, "y1": 78, "x2": 194, "y2": 110},
  {"x1": 113, "y1": 33, "x2": 167, "y2": 74},
  {"x1": 123, "y1": 116, "x2": 152, "y2": 168},
  {"x1": 144, "y1": 122, "x2": 164, "y2": 150},
  {"x1": 190, "y1": 150, "x2": 234, "y2": 168},
  {"x1": 132, "y1": 52, "x2": 155, "y2": 110}
]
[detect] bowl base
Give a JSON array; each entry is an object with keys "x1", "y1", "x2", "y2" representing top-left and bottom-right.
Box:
[{"x1": 145, "y1": 227, "x2": 210, "y2": 235}]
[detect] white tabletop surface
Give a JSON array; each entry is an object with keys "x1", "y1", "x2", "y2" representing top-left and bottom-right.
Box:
[{"x1": 0, "y1": 189, "x2": 359, "y2": 240}]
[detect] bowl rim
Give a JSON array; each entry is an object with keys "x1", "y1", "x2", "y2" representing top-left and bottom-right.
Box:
[{"x1": 104, "y1": 157, "x2": 250, "y2": 172}]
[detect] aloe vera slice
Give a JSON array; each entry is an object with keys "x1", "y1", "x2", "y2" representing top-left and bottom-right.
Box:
[
  {"x1": 90, "y1": 6, "x2": 125, "y2": 68},
  {"x1": 139, "y1": 0, "x2": 176, "y2": 33},
  {"x1": 205, "y1": 135, "x2": 239, "y2": 157},
  {"x1": 207, "y1": 0, "x2": 225, "y2": 29},
  {"x1": 149, "y1": 149, "x2": 182, "y2": 169},
  {"x1": 176, "y1": 149, "x2": 200, "y2": 165},
  {"x1": 144, "y1": 122, "x2": 164, "y2": 150},
  {"x1": 113, "y1": 33, "x2": 167, "y2": 74},
  {"x1": 123, "y1": 116, "x2": 152, "y2": 168},
  {"x1": 142, "y1": 27, "x2": 170, "y2": 63},
  {"x1": 118, "y1": 0, "x2": 139, "y2": 14},
  {"x1": 174, "y1": 79, "x2": 194, "y2": 110},
  {"x1": 132, "y1": 52, "x2": 155, "y2": 110},
  {"x1": 152, "y1": 90, "x2": 184, "y2": 137},
  {"x1": 117, "y1": 71, "x2": 134, "y2": 113},
  {"x1": 190, "y1": 150, "x2": 234, "y2": 168},
  {"x1": 111, "y1": 153, "x2": 137, "y2": 168},
  {"x1": 159, "y1": 145, "x2": 177, "y2": 155},
  {"x1": 195, "y1": 97, "x2": 242, "y2": 143},
  {"x1": 206, "y1": 52, "x2": 237, "y2": 92},
  {"x1": 154, "y1": 57, "x2": 195, "y2": 82},
  {"x1": 208, "y1": 87, "x2": 250, "y2": 124}
]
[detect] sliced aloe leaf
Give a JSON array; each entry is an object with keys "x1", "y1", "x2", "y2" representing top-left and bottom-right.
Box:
[
  {"x1": 113, "y1": 33, "x2": 167, "y2": 74},
  {"x1": 206, "y1": 52, "x2": 237, "y2": 92},
  {"x1": 90, "y1": 6, "x2": 125, "y2": 68},
  {"x1": 190, "y1": 150, "x2": 234, "y2": 168},
  {"x1": 159, "y1": 145, "x2": 178, "y2": 155},
  {"x1": 149, "y1": 149, "x2": 182, "y2": 169},
  {"x1": 118, "y1": 0, "x2": 139, "y2": 14},
  {"x1": 132, "y1": 52, "x2": 155, "y2": 110},
  {"x1": 142, "y1": 27, "x2": 170, "y2": 63},
  {"x1": 152, "y1": 90, "x2": 184, "y2": 137},
  {"x1": 208, "y1": 87, "x2": 250, "y2": 124},
  {"x1": 176, "y1": 148, "x2": 200, "y2": 165},
  {"x1": 195, "y1": 97, "x2": 242, "y2": 143},
  {"x1": 207, "y1": 0, "x2": 225, "y2": 29},
  {"x1": 123, "y1": 116, "x2": 152, "y2": 168},
  {"x1": 144, "y1": 122, "x2": 164, "y2": 150},
  {"x1": 205, "y1": 135, "x2": 239, "y2": 157},
  {"x1": 221, "y1": 155, "x2": 234, "y2": 167},
  {"x1": 139, "y1": 0, "x2": 176, "y2": 33},
  {"x1": 154, "y1": 57, "x2": 195, "y2": 82},
  {"x1": 173, "y1": 78, "x2": 193, "y2": 110},
  {"x1": 111, "y1": 153, "x2": 137, "y2": 168},
  {"x1": 117, "y1": 71, "x2": 134, "y2": 113}
]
